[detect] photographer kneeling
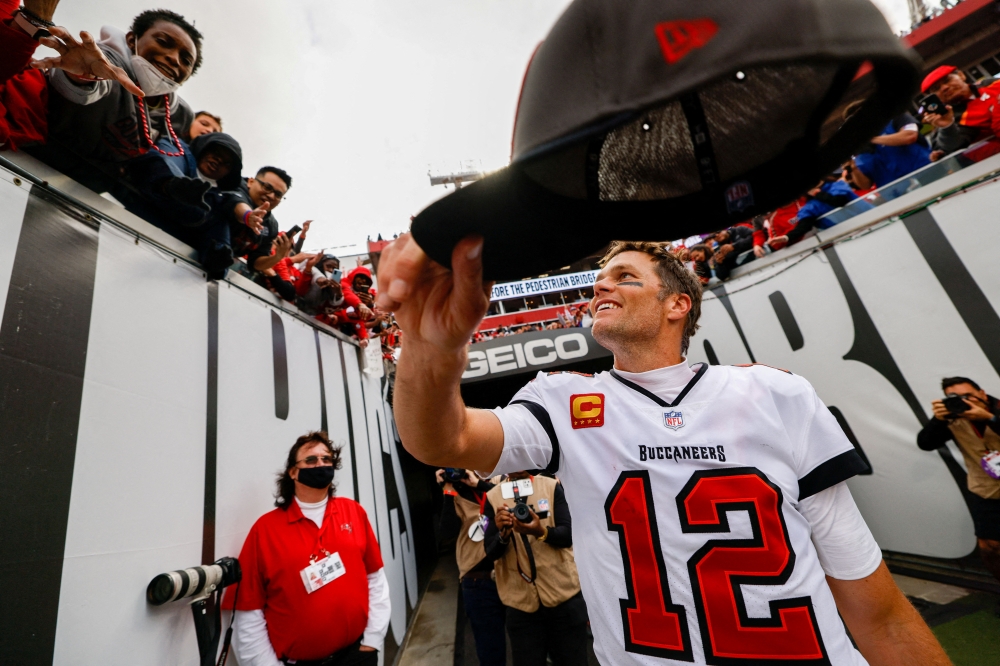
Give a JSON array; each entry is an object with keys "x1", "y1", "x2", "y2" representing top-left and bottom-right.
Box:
[
  {"x1": 482, "y1": 471, "x2": 587, "y2": 666},
  {"x1": 228, "y1": 432, "x2": 390, "y2": 666},
  {"x1": 917, "y1": 377, "x2": 1000, "y2": 584}
]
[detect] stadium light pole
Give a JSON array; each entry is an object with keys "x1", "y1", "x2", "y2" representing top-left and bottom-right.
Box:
[{"x1": 428, "y1": 170, "x2": 485, "y2": 190}]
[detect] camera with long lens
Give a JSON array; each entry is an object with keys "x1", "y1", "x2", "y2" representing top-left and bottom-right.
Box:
[
  {"x1": 147, "y1": 556, "x2": 242, "y2": 605},
  {"x1": 443, "y1": 467, "x2": 467, "y2": 483},
  {"x1": 147, "y1": 557, "x2": 242, "y2": 666}
]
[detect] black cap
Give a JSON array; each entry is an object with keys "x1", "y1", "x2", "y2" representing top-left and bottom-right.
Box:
[{"x1": 411, "y1": 0, "x2": 920, "y2": 280}]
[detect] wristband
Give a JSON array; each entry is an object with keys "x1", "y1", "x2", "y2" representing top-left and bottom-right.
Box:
[
  {"x1": 242, "y1": 209, "x2": 252, "y2": 226},
  {"x1": 12, "y1": 10, "x2": 51, "y2": 39},
  {"x1": 17, "y1": 7, "x2": 55, "y2": 26},
  {"x1": 537, "y1": 527, "x2": 548, "y2": 542}
]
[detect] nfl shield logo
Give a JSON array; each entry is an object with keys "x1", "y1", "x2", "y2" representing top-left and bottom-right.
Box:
[{"x1": 663, "y1": 411, "x2": 684, "y2": 430}]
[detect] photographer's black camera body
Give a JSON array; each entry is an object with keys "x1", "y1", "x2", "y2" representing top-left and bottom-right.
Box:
[
  {"x1": 443, "y1": 467, "x2": 467, "y2": 483},
  {"x1": 512, "y1": 498, "x2": 533, "y2": 523}
]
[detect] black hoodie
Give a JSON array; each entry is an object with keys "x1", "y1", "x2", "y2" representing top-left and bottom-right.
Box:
[{"x1": 189, "y1": 132, "x2": 244, "y2": 191}]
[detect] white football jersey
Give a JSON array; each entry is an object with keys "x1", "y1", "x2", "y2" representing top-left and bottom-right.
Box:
[{"x1": 492, "y1": 363, "x2": 872, "y2": 666}]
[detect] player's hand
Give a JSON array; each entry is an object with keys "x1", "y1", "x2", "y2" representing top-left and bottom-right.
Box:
[
  {"x1": 374, "y1": 233, "x2": 490, "y2": 352},
  {"x1": 511, "y1": 507, "x2": 545, "y2": 538},
  {"x1": 245, "y1": 202, "x2": 270, "y2": 235},
  {"x1": 359, "y1": 645, "x2": 376, "y2": 653},
  {"x1": 33, "y1": 27, "x2": 145, "y2": 98},
  {"x1": 931, "y1": 399, "x2": 950, "y2": 421}
]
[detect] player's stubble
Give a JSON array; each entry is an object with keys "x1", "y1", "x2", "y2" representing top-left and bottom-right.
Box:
[{"x1": 590, "y1": 290, "x2": 669, "y2": 360}]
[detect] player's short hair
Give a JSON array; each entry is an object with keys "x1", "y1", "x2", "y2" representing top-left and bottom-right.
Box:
[{"x1": 600, "y1": 240, "x2": 702, "y2": 354}]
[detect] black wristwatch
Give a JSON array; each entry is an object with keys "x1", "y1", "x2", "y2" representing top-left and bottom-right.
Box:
[{"x1": 13, "y1": 8, "x2": 53, "y2": 40}]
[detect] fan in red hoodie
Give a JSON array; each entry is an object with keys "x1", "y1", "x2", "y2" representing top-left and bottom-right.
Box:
[
  {"x1": 752, "y1": 198, "x2": 805, "y2": 253},
  {"x1": 337, "y1": 266, "x2": 381, "y2": 342},
  {"x1": 1, "y1": 0, "x2": 49, "y2": 151}
]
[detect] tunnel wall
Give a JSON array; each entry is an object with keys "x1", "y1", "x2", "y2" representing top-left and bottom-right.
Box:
[
  {"x1": 688, "y1": 159, "x2": 1000, "y2": 560},
  {"x1": 0, "y1": 161, "x2": 421, "y2": 665}
]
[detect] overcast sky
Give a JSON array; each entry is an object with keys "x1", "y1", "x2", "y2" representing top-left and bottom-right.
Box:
[{"x1": 51, "y1": 0, "x2": 913, "y2": 252}]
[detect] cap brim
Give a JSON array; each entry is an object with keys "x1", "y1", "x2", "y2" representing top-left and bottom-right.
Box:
[
  {"x1": 413, "y1": 147, "x2": 823, "y2": 281},
  {"x1": 411, "y1": 57, "x2": 919, "y2": 282}
]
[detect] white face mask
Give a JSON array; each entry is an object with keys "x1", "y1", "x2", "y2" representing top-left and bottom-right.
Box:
[{"x1": 130, "y1": 54, "x2": 181, "y2": 97}]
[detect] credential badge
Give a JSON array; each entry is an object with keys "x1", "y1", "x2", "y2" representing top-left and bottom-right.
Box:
[{"x1": 663, "y1": 411, "x2": 685, "y2": 430}]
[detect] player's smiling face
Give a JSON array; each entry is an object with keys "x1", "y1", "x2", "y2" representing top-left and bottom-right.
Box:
[{"x1": 590, "y1": 251, "x2": 667, "y2": 351}]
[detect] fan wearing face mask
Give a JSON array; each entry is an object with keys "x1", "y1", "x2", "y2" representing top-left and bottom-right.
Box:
[
  {"x1": 226, "y1": 432, "x2": 390, "y2": 666},
  {"x1": 27, "y1": 9, "x2": 201, "y2": 194}
]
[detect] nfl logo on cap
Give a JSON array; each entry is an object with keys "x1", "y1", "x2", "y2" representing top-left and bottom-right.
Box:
[{"x1": 663, "y1": 411, "x2": 684, "y2": 430}]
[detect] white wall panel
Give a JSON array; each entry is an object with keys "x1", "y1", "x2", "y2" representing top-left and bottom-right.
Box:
[
  {"x1": 730, "y1": 249, "x2": 973, "y2": 557},
  {"x1": 54, "y1": 226, "x2": 208, "y2": 664},
  {"x1": 215, "y1": 289, "x2": 326, "y2": 562},
  {"x1": 0, "y1": 174, "x2": 29, "y2": 326}
]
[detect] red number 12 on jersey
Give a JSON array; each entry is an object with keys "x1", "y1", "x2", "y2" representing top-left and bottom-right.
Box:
[{"x1": 605, "y1": 468, "x2": 829, "y2": 664}]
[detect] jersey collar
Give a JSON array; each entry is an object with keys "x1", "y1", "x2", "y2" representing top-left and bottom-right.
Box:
[{"x1": 609, "y1": 363, "x2": 708, "y2": 407}]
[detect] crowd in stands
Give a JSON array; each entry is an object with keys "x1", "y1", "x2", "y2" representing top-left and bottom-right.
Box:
[
  {"x1": 672, "y1": 66, "x2": 1000, "y2": 284},
  {"x1": 471, "y1": 303, "x2": 592, "y2": 343},
  {"x1": 0, "y1": 1, "x2": 390, "y2": 347},
  {"x1": 1, "y1": 2, "x2": 998, "y2": 349}
]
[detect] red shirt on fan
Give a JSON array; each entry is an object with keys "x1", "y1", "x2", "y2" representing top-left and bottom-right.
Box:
[
  {"x1": 229, "y1": 497, "x2": 383, "y2": 660},
  {"x1": 753, "y1": 198, "x2": 805, "y2": 247}
]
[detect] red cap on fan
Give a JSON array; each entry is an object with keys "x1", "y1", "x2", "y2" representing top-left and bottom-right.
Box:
[{"x1": 921, "y1": 65, "x2": 957, "y2": 93}]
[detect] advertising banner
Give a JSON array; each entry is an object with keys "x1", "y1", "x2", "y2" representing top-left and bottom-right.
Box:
[
  {"x1": 489, "y1": 269, "x2": 599, "y2": 301},
  {"x1": 462, "y1": 327, "x2": 612, "y2": 383}
]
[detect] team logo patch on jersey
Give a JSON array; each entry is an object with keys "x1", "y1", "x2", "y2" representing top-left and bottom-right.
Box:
[
  {"x1": 570, "y1": 393, "x2": 604, "y2": 429},
  {"x1": 663, "y1": 411, "x2": 685, "y2": 430}
]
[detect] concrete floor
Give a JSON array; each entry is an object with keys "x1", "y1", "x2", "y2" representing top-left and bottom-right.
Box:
[{"x1": 396, "y1": 557, "x2": 459, "y2": 666}]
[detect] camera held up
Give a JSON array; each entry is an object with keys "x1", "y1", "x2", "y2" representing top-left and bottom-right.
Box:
[{"x1": 501, "y1": 477, "x2": 535, "y2": 523}]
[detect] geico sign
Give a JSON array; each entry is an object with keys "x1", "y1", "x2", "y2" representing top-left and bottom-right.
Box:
[{"x1": 463, "y1": 333, "x2": 589, "y2": 379}]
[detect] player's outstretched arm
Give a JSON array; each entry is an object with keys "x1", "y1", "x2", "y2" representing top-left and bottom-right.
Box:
[
  {"x1": 826, "y1": 562, "x2": 952, "y2": 666},
  {"x1": 376, "y1": 234, "x2": 504, "y2": 471}
]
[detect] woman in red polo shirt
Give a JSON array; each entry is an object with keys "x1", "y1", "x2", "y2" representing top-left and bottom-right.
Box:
[{"x1": 230, "y1": 432, "x2": 390, "y2": 666}]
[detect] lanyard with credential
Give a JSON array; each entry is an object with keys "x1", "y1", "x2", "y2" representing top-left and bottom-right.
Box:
[
  {"x1": 475, "y1": 491, "x2": 488, "y2": 515},
  {"x1": 307, "y1": 500, "x2": 337, "y2": 564}
]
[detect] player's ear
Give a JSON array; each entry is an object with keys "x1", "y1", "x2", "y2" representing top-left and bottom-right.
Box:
[{"x1": 666, "y1": 293, "x2": 692, "y2": 321}]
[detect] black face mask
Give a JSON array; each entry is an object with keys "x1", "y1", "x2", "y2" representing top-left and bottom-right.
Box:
[{"x1": 296, "y1": 465, "x2": 335, "y2": 489}]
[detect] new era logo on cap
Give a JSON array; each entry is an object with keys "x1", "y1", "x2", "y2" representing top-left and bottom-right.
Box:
[
  {"x1": 654, "y1": 19, "x2": 718, "y2": 65},
  {"x1": 571, "y1": 393, "x2": 605, "y2": 429}
]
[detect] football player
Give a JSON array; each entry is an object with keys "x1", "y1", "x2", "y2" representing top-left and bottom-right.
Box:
[{"x1": 377, "y1": 235, "x2": 950, "y2": 666}]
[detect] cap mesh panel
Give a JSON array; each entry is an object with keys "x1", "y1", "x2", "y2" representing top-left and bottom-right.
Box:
[{"x1": 598, "y1": 64, "x2": 838, "y2": 201}]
